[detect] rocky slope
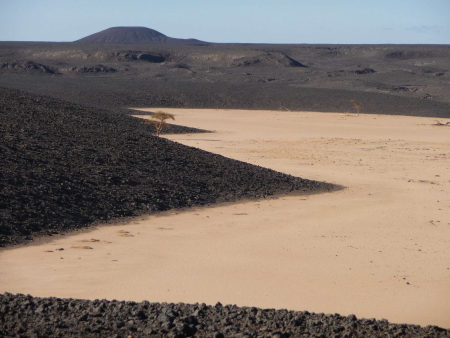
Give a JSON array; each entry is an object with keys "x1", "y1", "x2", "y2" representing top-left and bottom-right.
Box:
[{"x1": 0, "y1": 87, "x2": 336, "y2": 247}]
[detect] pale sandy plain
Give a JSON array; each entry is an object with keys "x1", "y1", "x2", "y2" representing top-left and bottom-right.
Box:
[{"x1": 1, "y1": 109, "x2": 449, "y2": 328}]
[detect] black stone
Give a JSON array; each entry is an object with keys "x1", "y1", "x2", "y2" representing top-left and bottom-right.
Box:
[{"x1": 1, "y1": 293, "x2": 448, "y2": 337}]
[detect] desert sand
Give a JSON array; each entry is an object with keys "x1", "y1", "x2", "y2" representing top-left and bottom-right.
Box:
[{"x1": 1, "y1": 109, "x2": 449, "y2": 327}]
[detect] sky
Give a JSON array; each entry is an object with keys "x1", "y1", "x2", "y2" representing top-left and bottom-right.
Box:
[{"x1": 0, "y1": 0, "x2": 449, "y2": 44}]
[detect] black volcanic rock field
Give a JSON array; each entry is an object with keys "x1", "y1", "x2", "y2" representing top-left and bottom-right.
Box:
[
  {"x1": 0, "y1": 38, "x2": 450, "y2": 117},
  {"x1": 1, "y1": 293, "x2": 449, "y2": 338},
  {"x1": 0, "y1": 87, "x2": 335, "y2": 247}
]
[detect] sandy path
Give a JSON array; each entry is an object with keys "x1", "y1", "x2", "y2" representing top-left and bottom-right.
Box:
[{"x1": 1, "y1": 109, "x2": 449, "y2": 327}]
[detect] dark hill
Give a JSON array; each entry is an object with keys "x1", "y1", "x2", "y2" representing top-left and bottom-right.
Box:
[
  {"x1": 0, "y1": 87, "x2": 337, "y2": 247},
  {"x1": 75, "y1": 26, "x2": 209, "y2": 45}
]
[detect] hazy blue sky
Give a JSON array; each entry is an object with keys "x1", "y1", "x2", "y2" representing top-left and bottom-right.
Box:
[{"x1": 0, "y1": 0, "x2": 449, "y2": 44}]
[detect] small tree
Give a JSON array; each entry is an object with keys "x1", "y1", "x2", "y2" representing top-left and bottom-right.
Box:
[
  {"x1": 145, "y1": 111, "x2": 175, "y2": 136},
  {"x1": 350, "y1": 100, "x2": 361, "y2": 116},
  {"x1": 278, "y1": 105, "x2": 291, "y2": 112}
]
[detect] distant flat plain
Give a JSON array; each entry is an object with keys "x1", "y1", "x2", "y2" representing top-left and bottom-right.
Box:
[{"x1": 1, "y1": 109, "x2": 449, "y2": 327}]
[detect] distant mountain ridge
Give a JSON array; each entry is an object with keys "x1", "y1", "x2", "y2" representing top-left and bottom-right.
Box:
[{"x1": 75, "y1": 26, "x2": 209, "y2": 45}]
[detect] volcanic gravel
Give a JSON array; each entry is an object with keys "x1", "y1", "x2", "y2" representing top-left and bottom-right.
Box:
[
  {"x1": 3, "y1": 72, "x2": 450, "y2": 119},
  {"x1": 0, "y1": 87, "x2": 336, "y2": 247},
  {"x1": 1, "y1": 293, "x2": 448, "y2": 338},
  {"x1": 1, "y1": 42, "x2": 450, "y2": 118}
]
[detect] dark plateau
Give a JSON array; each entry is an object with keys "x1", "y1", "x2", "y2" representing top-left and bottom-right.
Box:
[{"x1": 0, "y1": 41, "x2": 449, "y2": 117}]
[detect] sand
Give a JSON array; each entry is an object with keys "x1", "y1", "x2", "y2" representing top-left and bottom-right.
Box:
[{"x1": 1, "y1": 109, "x2": 449, "y2": 327}]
